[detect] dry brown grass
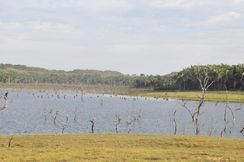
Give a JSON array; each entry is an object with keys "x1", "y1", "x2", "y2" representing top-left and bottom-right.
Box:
[{"x1": 0, "y1": 134, "x2": 243, "y2": 162}]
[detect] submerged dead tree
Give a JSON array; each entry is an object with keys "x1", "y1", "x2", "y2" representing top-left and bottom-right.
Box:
[
  {"x1": 73, "y1": 107, "x2": 78, "y2": 122},
  {"x1": 221, "y1": 89, "x2": 237, "y2": 137},
  {"x1": 173, "y1": 110, "x2": 177, "y2": 135},
  {"x1": 195, "y1": 74, "x2": 214, "y2": 135},
  {"x1": 115, "y1": 115, "x2": 121, "y2": 134},
  {"x1": 241, "y1": 127, "x2": 244, "y2": 134},
  {"x1": 0, "y1": 92, "x2": 8, "y2": 112},
  {"x1": 221, "y1": 108, "x2": 228, "y2": 137},
  {"x1": 183, "y1": 73, "x2": 214, "y2": 135},
  {"x1": 89, "y1": 119, "x2": 95, "y2": 133},
  {"x1": 126, "y1": 110, "x2": 142, "y2": 134}
]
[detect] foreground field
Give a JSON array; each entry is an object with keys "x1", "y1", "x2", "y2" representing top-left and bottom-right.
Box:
[
  {"x1": 0, "y1": 134, "x2": 243, "y2": 162},
  {"x1": 130, "y1": 90, "x2": 244, "y2": 103}
]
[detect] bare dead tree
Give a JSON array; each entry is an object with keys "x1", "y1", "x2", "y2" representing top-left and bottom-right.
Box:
[
  {"x1": 220, "y1": 84, "x2": 237, "y2": 136},
  {"x1": 61, "y1": 122, "x2": 68, "y2": 134},
  {"x1": 126, "y1": 120, "x2": 133, "y2": 134},
  {"x1": 42, "y1": 107, "x2": 48, "y2": 124},
  {"x1": 173, "y1": 110, "x2": 177, "y2": 135},
  {"x1": 0, "y1": 92, "x2": 8, "y2": 112},
  {"x1": 8, "y1": 135, "x2": 14, "y2": 148},
  {"x1": 48, "y1": 108, "x2": 69, "y2": 134},
  {"x1": 194, "y1": 74, "x2": 214, "y2": 135},
  {"x1": 240, "y1": 127, "x2": 244, "y2": 134},
  {"x1": 182, "y1": 73, "x2": 214, "y2": 135},
  {"x1": 223, "y1": 89, "x2": 229, "y2": 137},
  {"x1": 227, "y1": 106, "x2": 236, "y2": 124},
  {"x1": 126, "y1": 110, "x2": 142, "y2": 134},
  {"x1": 73, "y1": 107, "x2": 78, "y2": 122},
  {"x1": 115, "y1": 115, "x2": 121, "y2": 134},
  {"x1": 89, "y1": 119, "x2": 95, "y2": 133},
  {"x1": 57, "y1": 116, "x2": 69, "y2": 134},
  {"x1": 221, "y1": 108, "x2": 228, "y2": 137},
  {"x1": 57, "y1": 117, "x2": 69, "y2": 134},
  {"x1": 53, "y1": 111, "x2": 59, "y2": 125}
]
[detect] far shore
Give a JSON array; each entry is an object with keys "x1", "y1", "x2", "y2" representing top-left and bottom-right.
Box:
[{"x1": 1, "y1": 83, "x2": 244, "y2": 103}]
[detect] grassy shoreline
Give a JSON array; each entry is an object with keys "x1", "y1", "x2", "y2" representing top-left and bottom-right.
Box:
[
  {"x1": 127, "y1": 90, "x2": 244, "y2": 103},
  {"x1": 0, "y1": 134, "x2": 243, "y2": 161}
]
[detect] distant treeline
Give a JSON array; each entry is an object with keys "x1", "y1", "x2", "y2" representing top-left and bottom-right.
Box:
[
  {"x1": 0, "y1": 64, "x2": 133, "y2": 86},
  {"x1": 134, "y1": 64, "x2": 244, "y2": 91},
  {"x1": 0, "y1": 64, "x2": 244, "y2": 90}
]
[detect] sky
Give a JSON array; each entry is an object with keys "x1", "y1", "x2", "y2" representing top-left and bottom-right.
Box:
[{"x1": 0, "y1": 0, "x2": 244, "y2": 75}]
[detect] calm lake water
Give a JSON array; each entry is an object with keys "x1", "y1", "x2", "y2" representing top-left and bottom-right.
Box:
[{"x1": 0, "y1": 89, "x2": 243, "y2": 138}]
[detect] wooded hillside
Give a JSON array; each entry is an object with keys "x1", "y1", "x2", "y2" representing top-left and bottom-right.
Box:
[{"x1": 0, "y1": 64, "x2": 243, "y2": 90}]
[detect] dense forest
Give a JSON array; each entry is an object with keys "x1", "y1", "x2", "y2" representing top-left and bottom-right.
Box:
[
  {"x1": 0, "y1": 64, "x2": 244, "y2": 90},
  {"x1": 134, "y1": 64, "x2": 244, "y2": 91}
]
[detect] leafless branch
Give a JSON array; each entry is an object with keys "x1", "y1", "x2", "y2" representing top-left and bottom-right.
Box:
[
  {"x1": 173, "y1": 110, "x2": 177, "y2": 135},
  {"x1": 182, "y1": 102, "x2": 194, "y2": 122}
]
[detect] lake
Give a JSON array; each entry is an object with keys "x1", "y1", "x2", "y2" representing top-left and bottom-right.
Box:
[{"x1": 0, "y1": 89, "x2": 243, "y2": 138}]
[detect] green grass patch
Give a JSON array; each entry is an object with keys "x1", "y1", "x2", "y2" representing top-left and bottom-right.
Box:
[
  {"x1": 128, "y1": 90, "x2": 244, "y2": 103},
  {"x1": 0, "y1": 134, "x2": 243, "y2": 161}
]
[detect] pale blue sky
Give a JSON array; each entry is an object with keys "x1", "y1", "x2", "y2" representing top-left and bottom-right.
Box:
[{"x1": 0, "y1": 0, "x2": 243, "y2": 74}]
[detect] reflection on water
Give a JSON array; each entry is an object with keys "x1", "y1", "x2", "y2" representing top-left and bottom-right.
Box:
[{"x1": 0, "y1": 89, "x2": 243, "y2": 138}]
